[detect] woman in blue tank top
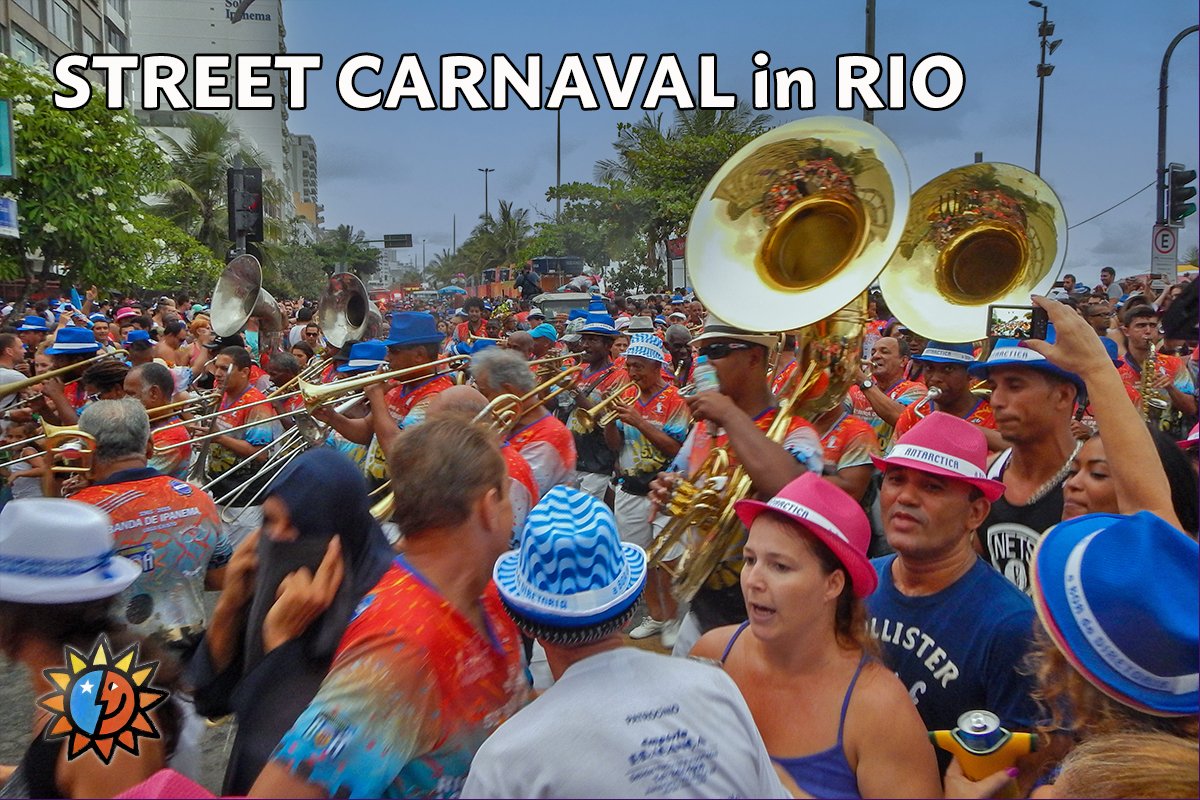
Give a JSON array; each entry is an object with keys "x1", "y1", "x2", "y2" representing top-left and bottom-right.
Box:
[{"x1": 692, "y1": 473, "x2": 941, "y2": 799}]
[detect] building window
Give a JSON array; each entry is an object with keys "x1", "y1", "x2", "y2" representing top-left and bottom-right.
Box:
[
  {"x1": 12, "y1": 26, "x2": 49, "y2": 66},
  {"x1": 106, "y1": 23, "x2": 126, "y2": 53},
  {"x1": 84, "y1": 30, "x2": 100, "y2": 55},
  {"x1": 51, "y1": 0, "x2": 77, "y2": 47},
  {"x1": 105, "y1": 0, "x2": 126, "y2": 19},
  {"x1": 15, "y1": 0, "x2": 43, "y2": 22}
]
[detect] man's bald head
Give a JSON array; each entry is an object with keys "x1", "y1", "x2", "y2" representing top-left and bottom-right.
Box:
[
  {"x1": 427, "y1": 384, "x2": 489, "y2": 417},
  {"x1": 505, "y1": 331, "x2": 535, "y2": 359}
]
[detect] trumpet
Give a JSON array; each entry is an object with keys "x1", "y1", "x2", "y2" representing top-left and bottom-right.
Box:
[
  {"x1": 912, "y1": 386, "x2": 942, "y2": 419},
  {"x1": 146, "y1": 391, "x2": 219, "y2": 422},
  {"x1": 576, "y1": 380, "x2": 640, "y2": 432},
  {"x1": 473, "y1": 363, "x2": 586, "y2": 435},
  {"x1": 0, "y1": 350, "x2": 130, "y2": 399}
]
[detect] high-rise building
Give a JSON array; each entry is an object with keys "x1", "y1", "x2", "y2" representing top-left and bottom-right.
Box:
[
  {"x1": 287, "y1": 132, "x2": 321, "y2": 227},
  {"x1": 1, "y1": 0, "x2": 129, "y2": 90},
  {"x1": 127, "y1": 0, "x2": 291, "y2": 192}
]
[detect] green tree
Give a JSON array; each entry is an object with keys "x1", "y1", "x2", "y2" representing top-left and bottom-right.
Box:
[
  {"x1": 153, "y1": 112, "x2": 287, "y2": 260},
  {"x1": 314, "y1": 224, "x2": 381, "y2": 279},
  {"x1": 0, "y1": 57, "x2": 171, "y2": 299}
]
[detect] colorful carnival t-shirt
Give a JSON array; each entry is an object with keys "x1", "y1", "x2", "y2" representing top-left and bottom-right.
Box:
[
  {"x1": 364, "y1": 375, "x2": 455, "y2": 483},
  {"x1": 503, "y1": 448, "x2": 537, "y2": 547},
  {"x1": 819, "y1": 412, "x2": 881, "y2": 475},
  {"x1": 847, "y1": 378, "x2": 927, "y2": 447},
  {"x1": 271, "y1": 557, "x2": 528, "y2": 798},
  {"x1": 505, "y1": 413, "x2": 576, "y2": 497},
  {"x1": 205, "y1": 386, "x2": 281, "y2": 492},
  {"x1": 566, "y1": 363, "x2": 629, "y2": 475},
  {"x1": 71, "y1": 468, "x2": 230, "y2": 644},
  {"x1": 149, "y1": 419, "x2": 192, "y2": 480},
  {"x1": 614, "y1": 384, "x2": 690, "y2": 480},
  {"x1": 893, "y1": 396, "x2": 995, "y2": 441},
  {"x1": 1118, "y1": 352, "x2": 1196, "y2": 413}
]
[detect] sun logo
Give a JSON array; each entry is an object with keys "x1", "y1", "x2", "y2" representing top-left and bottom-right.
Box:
[{"x1": 37, "y1": 634, "x2": 169, "y2": 763}]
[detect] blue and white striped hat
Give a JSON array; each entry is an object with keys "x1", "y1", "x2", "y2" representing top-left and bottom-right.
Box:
[
  {"x1": 337, "y1": 340, "x2": 388, "y2": 373},
  {"x1": 494, "y1": 486, "x2": 646, "y2": 627},
  {"x1": 624, "y1": 332, "x2": 665, "y2": 363},
  {"x1": 44, "y1": 327, "x2": 101, "y2": 355}
]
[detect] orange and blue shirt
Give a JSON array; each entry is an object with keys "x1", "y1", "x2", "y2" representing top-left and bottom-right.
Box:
[
  {"x1": 819, "y1": 412, "x2": 881, "y2": 475},
  {"x1": 71, "y1": 467, "x2": 229, "y2": 643},
  {"x1": 847, "y1": 378, "x2": 927, "y2": 447},
  {"x1": 614, "y1": 384, "x2": 690, "y2": 479},
  {"x1": 1118, "y1": 352, "x2": 1195, "y2": 410},
  {"x1": 271, "y1": 557, "x2": 528, "y2": 798},
  {"x1": 893, "y1": 396, "x2": 995, "y2": 441},
  {"x1": 149, "y1": 419, "x2": 191, "y2": 480},
  {"x1": 505, "y1": 413, "x2": 576, "y2": 497},
  {"x1": 364, "y1": 375, "x2": 455, "y2": 483},
  {"x1": 205, "y1": 386, "x2": 280, "y2": 484}
]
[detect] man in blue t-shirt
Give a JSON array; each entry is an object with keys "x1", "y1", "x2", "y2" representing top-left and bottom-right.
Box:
[{"x1": 864, "y1": 412, "x2": 1040, "y2": 782}]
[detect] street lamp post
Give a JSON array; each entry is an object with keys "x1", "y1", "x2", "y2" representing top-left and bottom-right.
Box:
[
  {"x1": 545, "y1": 86, "x2": 562, "y2": 224},
  {"x1": 421, "y1": 238, "x2": 426, "y2": 271},
  {"x1": 478, "y1": 167, "x2": 494, "y2": 220},
  {"x1": 1028, "y1": 1, "x2": 1063, "y2": 176}
]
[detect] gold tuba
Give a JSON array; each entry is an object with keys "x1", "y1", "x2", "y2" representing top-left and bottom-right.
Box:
[
  {"x1": 686, "y1": 116, "x2": 909, "y2": 332},
  {"x1": 881, "y1": 162, "x2": 1065, "y2": 342}
]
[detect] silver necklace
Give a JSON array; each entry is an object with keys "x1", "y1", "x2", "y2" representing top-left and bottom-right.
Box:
[{"x1": 1023, "y1": 439, "x2": 1083, "y2": 506}]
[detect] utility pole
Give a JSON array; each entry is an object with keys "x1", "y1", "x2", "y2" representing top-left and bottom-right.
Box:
[
  {"x1": 1156, "y1": 25, "x2": 1199, "y2": 224},
  {"x1": 864, "y1": 0, "x2": 875, "y2": 125},
  {"x1": 1028, "y1": 1, "x2": 1063, "y2": 176},
  {"x1": 478, "y1": 167, "x2": 494, "y2": 220}
]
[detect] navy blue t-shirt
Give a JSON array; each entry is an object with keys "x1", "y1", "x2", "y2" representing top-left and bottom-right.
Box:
[{"x1": 866, "y1": 555, "x2": 1040, "y2": 740}]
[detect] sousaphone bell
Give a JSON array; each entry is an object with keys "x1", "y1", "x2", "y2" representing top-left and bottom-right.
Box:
[
  {"x1": 317, "y1": 272, "x2": 384, "y2": 348},
  {"x1": 687, "y1": 116, "x2": 910, "y2": 332},
  {"x1": 210, "y1": 254, "x2": 285, "y2": 338},
  {"x1": 881, "y1": 162, "x2": 1066, "y2": 342}
]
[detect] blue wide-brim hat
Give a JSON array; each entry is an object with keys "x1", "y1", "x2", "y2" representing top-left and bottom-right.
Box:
[
  {"x1": 45, "y1": 326, "x2": 100, "y2": 355},
  {"x1": 913, "y1": 341, "x2": 976, "y2": 364},
  {"x1": 968, "y1": 333, "x2": 1085, "y2": 394},
  {"x1": 16, "y1": 315, "x2": 49, "y2": 332},
  {"x1": 579, "y1": 310, "x2": 618, "y2": 336},
  {"x1": 337, "y1": 340, "x2": 388, "y2": 373},
  {"x1": 384, "y1": 311, "x2": 443, "y2": 347},
  {"x1": 494, "y1": 486, "x2": 646, "y2": 629},
  {"x1": 1032, "y1": 511, "x2": 1199, "y2": 716}
]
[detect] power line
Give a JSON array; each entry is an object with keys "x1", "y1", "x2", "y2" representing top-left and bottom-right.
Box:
[{"x1": 1068, "y1": 181, "x2": 1155, "y2": 230}]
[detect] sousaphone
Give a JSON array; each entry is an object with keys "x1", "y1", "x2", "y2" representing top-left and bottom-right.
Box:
[
  {"x1": 317, "y1": 272, "x2": 384, "y2": 348},
  {"x1": 881, "y1": 162, "x2": 1066, "y2": 342},
  {"x1": 687, "y1": 116, "x2": 910, "y2": 331},
  {"x1": 210, "y1": 254, "x2": 285, "y2": 338}
]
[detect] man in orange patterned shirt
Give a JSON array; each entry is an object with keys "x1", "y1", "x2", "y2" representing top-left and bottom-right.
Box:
[{"x1": 892, "y1": 341, "x2": 1004, "y2": 451}]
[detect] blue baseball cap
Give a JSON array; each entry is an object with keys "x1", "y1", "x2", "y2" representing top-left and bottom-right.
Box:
[
  {"x1": 1032, "y1": 511, "x2": 1198, "y2": 716},
  {"x1": 530, "y1": 323, "x2": 558, "y2": 342},
  {"x1": 88, "y1": 313, "x2": 108, "y2": 323},
  {"x1": 122, "y1": 330, "x2": 157, "y2": 347}
]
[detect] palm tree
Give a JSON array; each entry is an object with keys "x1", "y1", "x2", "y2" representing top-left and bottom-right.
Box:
[
  {"x1": 153, "y1": 113, "x2": 285, "y2": 259},
  {"x1": 316, "y1": 225, "x2": 380, "y2": 279}
]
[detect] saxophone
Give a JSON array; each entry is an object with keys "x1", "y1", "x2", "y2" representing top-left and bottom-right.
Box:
[{"x1": 1139, "y1": 342, "x2": 1170, "y2": 429}]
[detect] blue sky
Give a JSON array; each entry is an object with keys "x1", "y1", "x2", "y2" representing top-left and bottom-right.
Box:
[{"x1": 281, "y1": 0, "x2": 1199, "y2": 282}]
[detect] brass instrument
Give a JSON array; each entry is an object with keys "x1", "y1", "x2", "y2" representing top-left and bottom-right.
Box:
[
  {"x1": 647, "y1": 296, "x2": 867, "y2": 601},
  {"x1": 210, "y1": 254, "x2": 286, "y2": 363},
  {"x1": 686, "y1": 116, "x2": 909, "y2": 332},
  {"x1": 1139, "y1": 342, "x2": 1170, "y2": 428},
  {"x1": 576, "y1": 380, "x2": 640, "y2": 432},
  {"x1": 881, "y1": 162, "x2": 1065, "y2": 342},
  {"x1": 317, "y1": 272, "x2": 383, "y2": 348},
  {"x1": 0, "y1": 350, "x2": 130, "y2": 399},
  {"x1": 912, "y1": 387, "x2": 942, "y2": 419},
  {"x1": 38, "y1": 422, "x2": 96, "y2": 497},
  {"x1": 473, "y1": 363, "x2": 585, "y2": 435},
  {"x1": 146, "y1": 391, "x2": 219, "y2": 422},
  {"x1": 297, "y1": 354, "x2": 471, "y2": 410}
]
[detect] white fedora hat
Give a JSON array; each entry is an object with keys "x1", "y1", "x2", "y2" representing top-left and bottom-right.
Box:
[{"x1": 0, "y1": 499, "x2": 141, "y2": 604}]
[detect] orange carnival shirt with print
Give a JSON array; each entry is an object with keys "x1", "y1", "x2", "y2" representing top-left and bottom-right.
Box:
[
  {"x1": 893, "y1": 396, "x2": 995, "y2": 440},
  {"x1": 505, "y1": 413, "x2": 576, "y2": 498},
  {"x1": 364, "y1": 374, "x2": 455, "y2": 483}
]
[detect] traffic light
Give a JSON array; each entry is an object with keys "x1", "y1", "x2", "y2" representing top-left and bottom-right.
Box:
[
  {"x1": 1168, "y1": 162, "x2": 1197, "y2": 226},
  {"x1": 227, "y1": 166, "x2": 264, "y2": 244}
]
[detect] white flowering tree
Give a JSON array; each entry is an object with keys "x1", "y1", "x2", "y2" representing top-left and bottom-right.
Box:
[{"x1": 0, "y1": 56, "x2": 217, "y2": 300}]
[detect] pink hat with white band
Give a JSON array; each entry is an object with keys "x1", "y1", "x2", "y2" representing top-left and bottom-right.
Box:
[
  {"x1": 870, "y1": 411, "x2": 1006, "y2": 502},
  {"x1": 735, "y1": 473, "x2": 877, "y2": 597}
]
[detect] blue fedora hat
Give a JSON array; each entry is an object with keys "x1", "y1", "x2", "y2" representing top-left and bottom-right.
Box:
[
  {"x1": 16, "y1": 315, "x2": 49, "y2": 332},
  {"x1": 337, "y1": 340, "x2": 388, "y2": 373},
  {"x1": 494, "y1": 486, "x2": 646, "y2": 629},
  {"x1": 1032, "y1": 511, "x2": 1198, "y2": 716},
  {"x1": 384, "y1": 312, "x2": 443, "y2": 348},
  {"x1": 969, "y1": 331, "x2": 1085, "y2": 394},
  {"x1": 44, "y1": 327, "x2": 100, "y2": 355},
  {"x1": 122, "y1": 329, "x2": 157, "y2": 348},
  {"x1": 913, "y1": 341, "x2": 976, "y2": 365}
]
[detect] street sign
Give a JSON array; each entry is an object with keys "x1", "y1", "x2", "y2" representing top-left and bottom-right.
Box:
[
  {"x1": 383, "y1": 234, "x2": 412, "y2": 248},
  {"x1": 1151, "y1": 224, "x2": 1177, "y2": 274},
  {"x1": 0, "y1": 197, "x2": 19, "y2": 238},
  {"x1": 0, "y1": 99, "x2": 14, "y2": 179}
]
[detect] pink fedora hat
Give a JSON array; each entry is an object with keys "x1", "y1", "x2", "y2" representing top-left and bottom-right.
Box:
[
  {"x1": 735, "y1": 472, "x2": 877, "y2": 597},
  {"x1": 871, "y1": 411, "x2": 1006, "y2": 502}
]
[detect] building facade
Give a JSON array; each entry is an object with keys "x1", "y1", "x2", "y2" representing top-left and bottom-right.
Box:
[{"x1": 1, "y1": 0, "x2": 129, "y2": 87}]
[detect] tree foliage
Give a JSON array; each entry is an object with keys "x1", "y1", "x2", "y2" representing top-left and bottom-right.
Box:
[{"x1": 0, "y1": 56, "x2": 172, "y2": 292}]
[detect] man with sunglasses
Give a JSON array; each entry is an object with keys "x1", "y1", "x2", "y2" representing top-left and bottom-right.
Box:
[{"x1": 650, "y1": 315, "x2": 824, "y2": 656}]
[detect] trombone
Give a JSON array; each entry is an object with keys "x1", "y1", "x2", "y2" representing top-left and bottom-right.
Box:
[
  {"x1": 473, "y1": 362, "x2": 585, "y2": 435},
  {"x1": 297, "y1": 354, "x2": 470, "y2": 410},
  {"x1": 0, "y1": 350, "x2": 130, "y2": 399},
  {"x1": 575, "y1": 380, "x2": 640, "y2": 432}
]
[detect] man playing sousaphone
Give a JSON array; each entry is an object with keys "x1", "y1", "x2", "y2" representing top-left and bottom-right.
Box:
[{"x1": 650, "y1": 314, "x2": 824, "y2": 656}]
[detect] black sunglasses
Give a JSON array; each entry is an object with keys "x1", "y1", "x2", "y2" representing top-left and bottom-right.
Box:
[{"x1": 698, "y1": 342, "x2": 753, "y2": 360}]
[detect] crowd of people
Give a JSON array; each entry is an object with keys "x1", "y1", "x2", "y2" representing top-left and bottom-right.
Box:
[{"x1": 0, "y1": 265, "x2": 1196, "y2": 799}]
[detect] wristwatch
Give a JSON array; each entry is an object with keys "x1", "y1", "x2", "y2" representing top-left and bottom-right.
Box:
[{"x1": 860, "y1": 379, "x2": 875, "y2": 391}]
